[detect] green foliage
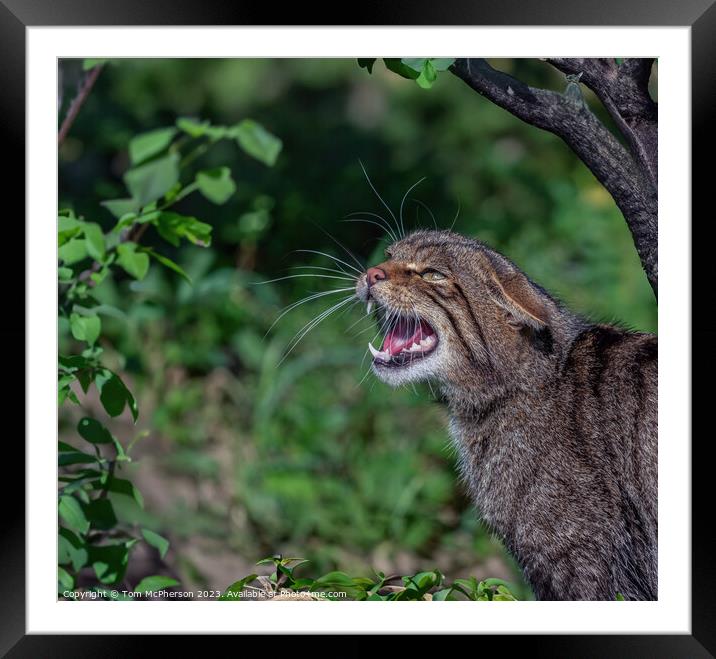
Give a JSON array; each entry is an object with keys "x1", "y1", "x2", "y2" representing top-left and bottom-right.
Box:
[
  {"x1": 220, "y1": 556, "x2": 520, "y2": 601},
  {"x1": 360, "y1": 58, "x2": 456, "y2": 89},
  {"x1": 57, "y1": 100, "x2": 281, "y2": 597},
  {"x1": 196, "y1": 167, "x2": 236, "y2": 205},
  {"x1": 134, "y1": 575, "x2": 180, "y2": 593},
  {"x1": 129, "y1": 127, "x2": 178, "y2": 165},
  {"x1": 59, "y1": 58, "x2": 657, "y2": 600},
  {"x1": 231, "y1": 119, "x2": 283, "y2": 166}
]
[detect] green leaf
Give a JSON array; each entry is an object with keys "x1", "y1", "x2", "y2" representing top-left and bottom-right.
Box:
[
  {"x1": 176, "y1": 117, "x2": 211, "y2": 137},
  {"x1": 59, "y1": 527, "x2": 88, "y2": 571},
  {"x1": 431, "y1": 58, "x2": 455, "y2": 71},
  {"x1": 123, "y1": 152, "x2": 180, "y2": 207},
  {"x1": 116, "y1": 242, "x2": 150, "y2": 280},
  {"x1": 101, "y1": 198, "x2": 140, "y2": 219},
  {"x1": 196, "y1": 167, "x2": 236, "y2": 205},
  {"x1": 311, "y1": 571, "x2": 356, "y2": 590},
  {"x1": 281, "y1": 558, "x2": 309, "y2": 568},
  {"x1": 383, "y1": 59, "x2": 420, "y2": 80},
  {"x1": 115, "y1": 211, "x2": 150, "y2": 232},
  {"x1": 400, "y1": 58, "x2": 428, "y2": 73},
  {"x1": 616, "y1": 592, "x2": 625, "y2": 600},
  {"x1": 134, "y1": 575, "x2": 180, "y2": 593},
  {"x1": 95, "y1": 477, "x2": 144, "y2": 507},
  {"x1": 129, "y1": 127, "x2": 177, "y2": 165},
  {"x1": 84, "y1": 498, "x2": 117, "y2": 530},
  {"x1": 95, "y1": 370, "x2": 138, "y2": 421},
  {"x1": 206, "y1": 125, "x2": 229, "y2": 140},
  {"x1": 59, "y1": 495, "x2": 90, "y2": 533},
  {"x1": 58, "y1": 566, "x2": 74, "y2": 591},
  {"x1": 231, "y1": 119, "x2": 282, "y2": 166},
  {"x1": 290, "y1": 578, "x2": 315, "y2": 590},
  {"x1": 77, "y1": 417, "x2": 113, "y2": 444},
  {"x1": 58, "y1": 267, "x2": 74, "y2": 283},
  {"x1": 357, "y1": 58, "x2": 377, "y2": 74},
  {"x1": 88, "y1": 543, "x2": 129, "y2": 584},
  {"x1": 83, "y1": 222, "x2": 106, "y2": 261},
  {"x1": 59, "y1": 354, "x2": 92, "y2": 372},
  {"x1": 155, "y1": 212, "x2": 212, "y2": 248},
  {"x1": 58, "y1": 215, "x2": 82, "y2": 245},
  {"x1": 142, "y1": 529, "x2": 170, "y2": 558},
  {"x1": 256, "y1": 557, "x2": 279, "y2": 566},
  {"x1": 416, "y1": 60, "x2": 438, "y2": 89},
  {"x1": 69, "y1": 313, "x2": 101, "y2": 346},
  {"x1": 58, "y1": 239, "x2": 88, "y2": 265},
  {"x1": 219, "y1": 574, "x2": 258, "y2": 600},
  {"x1": 142, "y1": 248, "x2": 192, "y2": 284},
  {"x1": 58, "y1": 215, "x2": 81, "y2": 232},
  {"x1": 58, "y1": 450, "x2": 100, "y2": 467}
]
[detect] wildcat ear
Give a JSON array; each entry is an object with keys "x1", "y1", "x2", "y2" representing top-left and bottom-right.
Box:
[{"x1": 487, "y1": 261, "x2": 550, "y2": 330}]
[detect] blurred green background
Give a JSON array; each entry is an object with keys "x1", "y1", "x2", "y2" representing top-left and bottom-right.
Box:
[{"x1": 58, "y1": 58, "x2": 657, "y2": 599}]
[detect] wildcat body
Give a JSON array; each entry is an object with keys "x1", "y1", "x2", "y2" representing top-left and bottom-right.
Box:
[{"x1": 356, "y1": 229, "x2": 657, "y2": 601}]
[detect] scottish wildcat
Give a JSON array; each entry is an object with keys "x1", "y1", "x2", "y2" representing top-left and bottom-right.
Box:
[{"x1": 356, "y1": 229, "x2": 657, "y2": 601}]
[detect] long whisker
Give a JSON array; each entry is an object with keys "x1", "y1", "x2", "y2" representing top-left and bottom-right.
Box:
[
  {"x1": 412, "y1": 198, "x2": 438, "y2": 231},
  {"x1": 341, "y1": 218, "x2": 396, "y2": 244},
  {"x1": 449, "y1": 197, "x2": 461, "y2": 232},
  {"x1": 294, "y1": 249, "x2": 364, "y2": 276},
  {"x1": 359, "y1": 159, "x2": 402, "y2": 240},
  {"x1": 265, "y1": 287, "x2": 355, "y2": 337},
  {"x1": 290, "y1": 265, "x2": 358, "y2": 279},
  {"x1": 335, "y1": 297, "x2": 362, "y2": 321},
  {"x1": 399, "y1": 177, "x2": 426, "y2": 238},
  {"x1": 313, "y1": 222, "x2": 366, "y2": 273},
  {"x1": 256, "y1": 274, "x2": 357, "y2": 285},
  {"x1": 280, "y1": 295, "x2": 356, "y2": 364},
  {"x1": 345, "y1": 310, "x2": 372, "y2": 335},
  {"x1": 343, "y1": 211, "x2": 398, "y2": 243},
  {"x1": 357, "y1": 340, "x2": 379, "y2": 387},
  {"x1": 283, "y1": 296, "x2": 354, "y2": 356},
  {"x1": 351, "y1": 322, "x2": 382, "y2": 338},
  {"x1": 359, "y1": 308, "x2": 394, "y2": 383}
]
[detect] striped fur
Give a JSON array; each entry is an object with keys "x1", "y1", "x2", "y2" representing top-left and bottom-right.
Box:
[{"x1": 357, "y1": 230, "x2": 657, "y2": 601}]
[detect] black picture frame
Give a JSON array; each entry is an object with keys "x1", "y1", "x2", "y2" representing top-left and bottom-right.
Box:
[{"x1": 7, "y1": 0, "x2": 713, "y2": 654}]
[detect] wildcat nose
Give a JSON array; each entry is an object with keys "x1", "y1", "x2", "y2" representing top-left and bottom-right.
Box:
[{"x1": 366, "y1": 266, "x2": 387, "y2": 287}]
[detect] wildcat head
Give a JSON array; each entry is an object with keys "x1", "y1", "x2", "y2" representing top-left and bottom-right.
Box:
[{"x1": 356, "y1": 230, "x2": 562, "y2": 391}]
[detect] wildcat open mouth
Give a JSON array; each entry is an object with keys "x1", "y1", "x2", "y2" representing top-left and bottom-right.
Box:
[{"x1": 368, "y1": 315, "x2": 438, "y2": 367}]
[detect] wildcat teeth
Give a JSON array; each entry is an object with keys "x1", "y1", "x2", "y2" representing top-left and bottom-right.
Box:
[
  {"x1": 366, "y1": 300, "x2": 374, "y2": 315},
  {"x1": 369, "y1": 333, "x2": 436, "y2": 363},
  {"x1": 368, "y1": 341, "x2": 390, "y2": 362}
]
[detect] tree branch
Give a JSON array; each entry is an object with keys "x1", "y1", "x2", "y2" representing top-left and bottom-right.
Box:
[
  {"x1": 547, "y1": 58, "x2": 657, "y2": 192},
  {"x1": 58, "y1": 64, "x2": 104, "y2": 147},
  {"x1": 450, "y1": 58, "x2": 657, "y2": 297}
]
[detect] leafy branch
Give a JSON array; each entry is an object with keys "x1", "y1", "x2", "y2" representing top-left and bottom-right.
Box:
[
  {"x1": 358, "y1": 57, "x2": 658, "y2": 298},
  {"x1": 58, "y1": 81, "x2": 283, "y2": 596},
  {"x1": 219, "y1": 555, "x2": 519, "y2": 601},
  {"x1": 449, "y1": 58, "x2": 657, "y2": 297}
]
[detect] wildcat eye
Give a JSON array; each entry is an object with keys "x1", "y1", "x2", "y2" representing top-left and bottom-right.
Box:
[{"x1": 420, "y1": 269, "x2": 447, "y2": 282}]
